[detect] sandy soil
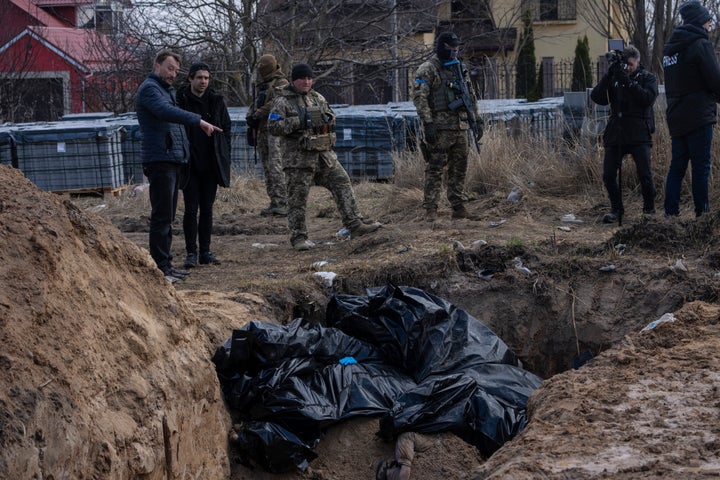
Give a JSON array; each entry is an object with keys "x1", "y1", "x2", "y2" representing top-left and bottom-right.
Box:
[{"x1": 2, "y1": 163, "x2": 720, "y2": 479}]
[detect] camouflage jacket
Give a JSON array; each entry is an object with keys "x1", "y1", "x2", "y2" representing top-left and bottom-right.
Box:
[
  {"x1": 247, "y1": 69, "x2": 289, "y2": 127},
  {"x1": 267, "y1": 85, "x2": 337, "y2": 168},
  {"x1": 412, "y1": 56, "x2": 480, "y2": 130}
]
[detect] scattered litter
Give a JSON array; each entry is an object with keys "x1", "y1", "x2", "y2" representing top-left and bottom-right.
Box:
[
  {"x1": 614, "y1": 243, "x2": 627, "y2": 255},
  {"x1": 560, "y1": 214, "x2": 584, "y2": 225},
  {"x1": 557, "y1": 226, "x2": 571, "y2": 232},
  {"x1": 313, "y1": 271, "x2": 337, "y2": 287},
  {"x1": 489, "y1": 219, "x2": 506, "y2": 228},
  {"x1": 642, "y1": 313, "x2": 677, "y2": 331},
  {"x1": 669, "y1": 259, "x2": 687, "y2": 274},
  {"x1": 89, "y1": 204, "x2": 107, "y2": 213},
  {"x1": 335, "y1": 228, "x2": 350, "y2": 240},
  {"x1": 512, "y1": 257, "x2": 533, "y2": 275},
  {"x1": 599, "y1": 264, "x2": 616, "y2": 272},
  {"x1": 252, "y1": 242, "x2": 280, "y2": 249},
  {"x1": 452, "y1": 241, "x2": 466, "y2": 252},
  {"x1": 312, "y1": 259, "x2": 337, "y2": 271},
  {"x1": 470, "y1": 239, "x2": 487, "y2": 250},
  {"x1": 477, "y1": 269, "x2": 495, "y2": 281},
  {"x1": 506, "y1": 187, "x2": 523, "y2": 203},
  {"x1": 396, "y1": 245, "x2": 412, "y2": 253},
  {"x1": 129, "y1": 183, "x2": 148, "y2": 197}
]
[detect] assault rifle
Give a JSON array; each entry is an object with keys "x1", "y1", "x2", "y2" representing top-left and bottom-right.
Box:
[{"x1": 446, "y1": 59, "x2": 483, "y2": 152}]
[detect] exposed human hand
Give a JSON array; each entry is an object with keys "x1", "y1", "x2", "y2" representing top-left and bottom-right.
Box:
[
  {"x1": 199, "y1": 119, "x2": 222, "y2": 136},
  {"x1": 423, "y1": 123, "x2": 438, "y2": 144}
]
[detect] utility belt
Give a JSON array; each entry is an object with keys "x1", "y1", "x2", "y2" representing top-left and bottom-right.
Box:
[
  {"x1": 300, "y1": 131, "x2": 336, "y2": 152},
  {"x1": 299, "y1": 105, "x2": 335, "y2": 151}
]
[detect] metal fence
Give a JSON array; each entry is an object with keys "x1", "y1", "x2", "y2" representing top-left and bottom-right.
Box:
[{"x1": 480, "y1": 57, "x2": 602, "y2": 100}]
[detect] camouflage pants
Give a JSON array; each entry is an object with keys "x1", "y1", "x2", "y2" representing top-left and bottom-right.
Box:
[
  {"x1": 257, "y1": 126, "x2": 287, "y2": 208},
  {"x1": 285, "y1": 150, "x2": 362, "y2": 244},
  {"x1": 420, "y1": 129, "x2": 469, "y2": 210}
]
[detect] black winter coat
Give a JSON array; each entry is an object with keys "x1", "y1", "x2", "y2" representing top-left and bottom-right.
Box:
[
  {"x1": 176, "y1": 86, "x2": 232, "y2": 187},
  {"x1": 663, "y1": 24, "x2": 720, "y2": 137},
  {"x1": 590, "y1": 65, "x2": 658, "y2": 146}
]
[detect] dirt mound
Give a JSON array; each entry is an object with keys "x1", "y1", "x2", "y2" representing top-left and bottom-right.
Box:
[
  {"x1": 473, "y1": 301, "x2": 720, "y2": 479},
  {"x1": 0, "y1": 165, "x2": 229, "y2": 478}
]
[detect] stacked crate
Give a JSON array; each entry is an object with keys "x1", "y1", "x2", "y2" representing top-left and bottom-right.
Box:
[
  {"x1": 0, "y1": 124, "x2": 14, "y2": 167},
  {"x1": 333, "y1": 105, "x2": 403, "y2": 180},
  {"x1": 105, "y1": 114, "x2": 145, "y2": 184},
  {"x1": 12, "y1": 121, "x2": 125, "y2": 192}
]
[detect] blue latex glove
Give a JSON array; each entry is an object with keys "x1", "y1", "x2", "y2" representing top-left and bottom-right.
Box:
[{"x1": 339, "y1": 356, "x2": 357, "y2": 365}]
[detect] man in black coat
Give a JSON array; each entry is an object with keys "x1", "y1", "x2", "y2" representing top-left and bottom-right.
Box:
[
  {"x1": 591, "y1": 45, "x2": 659, "y2": 224},
  {"x1": 663, "y1": 0, "x2": 720, "y2": 218},
  {"x1": 176, "y1": 62, "x2": 232, "y2": 268},
  {"x1": 136, "y1": 51, "x2": 222, "y2": 283}
]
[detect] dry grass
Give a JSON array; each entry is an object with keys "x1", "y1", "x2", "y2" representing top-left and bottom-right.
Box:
[{"x1": 89, "y1": 116, "x2": 720, "y2": 220}]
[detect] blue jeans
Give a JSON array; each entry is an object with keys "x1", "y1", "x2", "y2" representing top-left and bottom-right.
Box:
[{"x1": 664, "y1": 124, "x2": 713, "y2": 217}]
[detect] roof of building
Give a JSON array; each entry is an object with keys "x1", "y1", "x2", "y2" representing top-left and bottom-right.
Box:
[{"x1": 7, "y1": 0, "x2": 71, "y2": 28}]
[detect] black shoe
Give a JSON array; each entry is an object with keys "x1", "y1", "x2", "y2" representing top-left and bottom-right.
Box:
[
  {"x1": 199, "y1": 252, "x2": 221, "y2": 265},
  {"x1": 169, "y1": 266, "x2": 190, "y2": 277},
  {"x1": 602, "y1": 212, "x2": 618, "y2": 224},
  {"x1": 183, "y1": 253, "x2": 198, "y2": 268}
]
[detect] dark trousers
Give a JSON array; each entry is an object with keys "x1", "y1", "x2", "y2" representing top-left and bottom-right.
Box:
[
  {"x1": 664, "y1": 124, "x2": 713, "y2": 217},
  {"x1": 182, "y1": 169, "x2": 218, "y2": 255},
  {"x1": 143, "y1": 162, "x2": 181, "y2": 272},
  {"x1": 602, "y1": 143, "x2": 655, "y2": 214}
]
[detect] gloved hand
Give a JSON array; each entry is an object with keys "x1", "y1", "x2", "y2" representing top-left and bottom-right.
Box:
[
  {"x1": 423, "y1": 123, "x2": 439, "y2": 145},
  {"x1": 246, "y1": 115, "x2": 260, "y2": 129},
  {"x1": 609, "y1": 62, "x2": 630, "y2": 85}
]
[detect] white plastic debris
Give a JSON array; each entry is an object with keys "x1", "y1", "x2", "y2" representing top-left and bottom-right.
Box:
[
  {"x1": 313, "y1": 271, "x2": 337, "y2": 287},
  {"x1": 512, "y1": 257, "x2": 533, "y2": 275},
  {"x1": 452, "y1": 241, "x2": 466, "y2": 253},
  {"x1": 642, "y1": 313, "x2": 676, "y2": 331},
  {"x1": 557, "y1": 226, "x2": 571, "y2": 232},
  {"x1": 336, "y1": 228, "x2": 350, "y2": 240},
  {"x1": 669, "y1": 259, "x2": 687, "y2": 274},
  {"x1": 470, "y1": 239, "x2": 487, "y2": 250},
  {"x1": 489, "y1": 219, "x2": 506, "y2": 228},
  {"x1": 599, "y1": 264, "x2": 616, "y2": 272},
  {"x1": 507, "y1": 187, "x2": 523, "y2": 203},
  {"x1": 251, "y1": 242, "x2": 280, "y2": 249},
  {"x1": 560, "y1": 214, "x2": 584, "y2": 225}
]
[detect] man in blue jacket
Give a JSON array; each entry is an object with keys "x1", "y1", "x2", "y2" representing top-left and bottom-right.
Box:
[
  {"x1": 136, "y1": 50, "x2": 222, "y2": 283},
  {"x1": 663, "y1": 1, "x2": 720, "y2": 218}
]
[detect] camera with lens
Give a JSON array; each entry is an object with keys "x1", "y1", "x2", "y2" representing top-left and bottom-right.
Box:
[{"x1": 605, "y1": 39, "x2": 626, "y2": 66}]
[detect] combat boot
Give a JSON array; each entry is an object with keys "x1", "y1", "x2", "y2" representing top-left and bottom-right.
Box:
[
  {"x1": 424, "y1": 209, "x2": 437, "y2": 222},
  {"x1": 349, "y1": 221, "x2": 381, "y2": 237},
  {"x1": 451, "y1": 205, "x2": 478, "y2": 220}
]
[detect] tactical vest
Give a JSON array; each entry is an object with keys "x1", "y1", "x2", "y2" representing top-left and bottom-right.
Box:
[
  {"x1": 429, "y1": 58, "x2": 465, "y2": 113},
  {"x1": 293, "y1": 91, "x2": 336, "y2": 152}
]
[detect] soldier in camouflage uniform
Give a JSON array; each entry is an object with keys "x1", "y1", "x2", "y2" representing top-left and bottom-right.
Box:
[
  {"x1": 412, "y1": 32, "x2": 481, "y2": 222},
  {"x1": 268, "y1": 64, "x2": 381, "y2": 251},
  {"x1": 247, "y1": 54, "x2": 290, "y2": 216}
]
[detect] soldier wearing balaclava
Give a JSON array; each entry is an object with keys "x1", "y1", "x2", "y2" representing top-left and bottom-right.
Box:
[{"x1": 412, "y1": 32, "x2": 481, "y2": 222}]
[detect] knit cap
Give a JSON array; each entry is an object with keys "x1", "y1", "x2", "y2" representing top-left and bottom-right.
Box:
[{"x1": 680, "y1": 1, "x2": 712, "y2": 27}]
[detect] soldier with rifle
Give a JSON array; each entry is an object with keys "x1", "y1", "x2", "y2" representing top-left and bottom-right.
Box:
[{"x1": 412, "y1": 31, "x2": 483, "y2": 222}]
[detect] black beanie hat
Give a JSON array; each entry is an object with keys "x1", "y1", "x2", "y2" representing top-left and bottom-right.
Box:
[
  {"x1": 188, "y1": 62, "x2": 211, "y2": 78},
  {"x1": 680, "y1": 1, "x2": 712, "y2": 27},
  {"x1": 435, "y1": 32, "x2": 461, "y2": 60},
  {"x1": 291, "y1": 64, "x2": 314, "y2": 81}
]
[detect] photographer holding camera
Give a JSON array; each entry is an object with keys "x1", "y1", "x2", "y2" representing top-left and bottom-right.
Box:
[
  {"x1": 591, "y1": 44, "x2": 659, "y2": 224},
  {"x1": 663, "y1": 0, "x2": 720, "y2": 218}
]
